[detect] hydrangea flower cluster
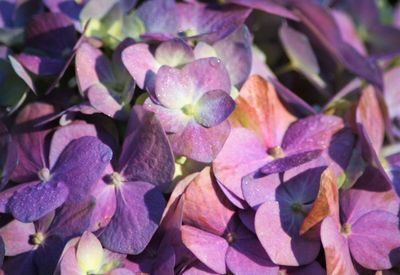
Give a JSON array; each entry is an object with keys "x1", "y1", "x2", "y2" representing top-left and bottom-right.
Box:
[{"x1": 0, "y1": 0, "x2": 400, "y2": 274}]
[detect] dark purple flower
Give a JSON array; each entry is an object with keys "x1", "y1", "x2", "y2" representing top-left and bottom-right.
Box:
[
  {"x1": 17, "y1": 12, "x2": 77, "y2": 76},
  {"x1": 93, "y1": 106, "x2": 175, "y2": 255},
  {"x1": 0, "y1": 103, "x2": 112, "y2": 222}
]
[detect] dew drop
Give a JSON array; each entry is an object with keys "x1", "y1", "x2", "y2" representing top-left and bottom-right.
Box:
[{"x1": 209, "y1": 58, "x2": 221, "y2": 67}]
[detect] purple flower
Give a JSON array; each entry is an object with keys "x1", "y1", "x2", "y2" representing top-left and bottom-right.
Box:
[
  {"x1": 144, "y1": 58, "x2": 236, "y2": 163},
  {"x1": 0, "y1": 103, "x2": 113, "y2": 222},
  {"x1": 180, "y1": 167, "x2": 278, "y2": 274},
  {"x1": 213, "y1": 76, "x2": 353, "y2": 207},
  {"x1": 321, "y1": 166, "x2": 400, "y2": 272},
  {"x1": 94, "y1": 106, "x2": 175, "y2": 254},
  {"x1": 75, "y1": 40, "x2": 135, "y2": 119}
]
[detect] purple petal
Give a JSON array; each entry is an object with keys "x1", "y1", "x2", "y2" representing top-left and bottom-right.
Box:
[
  {"x1": 155, "y1": 38, "x2": 194, "y2": 68},
  {"x1": 255, "y1": 201, "x2": 320, "y2": 266},
  {"x1": 3, "y1": 251, "x2": 36, "y2": 275},
  {"x1": 194, "y1": 90, "x2": 235, "y2": 128},
  {"x1": 242, "y1": 172, "x2": 281, "y2": 208},
  {"x1": 44, "y1": 0, "x2": 85, "y2": 27},
  {"x1": 320, "y1": 216, "x2": 356, "y2": 274},
  {"x1": 144, "y1": 98, "x2": 190, "y2": 134},
  {"x1": 213, "y1": 127, "x2": 270, "y2": 201},
  {"x1": 49, "y1": 121, "x2": 118, "y2": 168},
  {"x1": 181, "y1": 225, "x2": 228, "y2": 274},
  {"x1": 291, "y1": 1, "x2": 383, "y2": 89},
  {"x1": 9, "y1": 180, "x2": 69, "y2": 222},
  {"x1": 341, "y1": 167, "x2": 399, "y2": 224},
  {"x1": 155, "y1": 58, "x2": 231, "y2": 109},
  {"x1": 226, "y1": 226, "x2": 278, "y2": 275},
  {"x1": 16, "y1": 53, "x2": 65, "y2": 76},
  {"x1": 26, "y1": 12, "x2": 76, "y2": 57},
  {"x1": 349, "y1": 210, "x2": 400, "y2": 270},
  {"x1": 0, "y1": 219, "x2": 35, "y2": 256},
  {"x1": 260, "y1": 150, "x2": 322, "y2": 175},
  {"x1": 119, "y1": 106, "x2": 175, "y2": 190},
  {"x1": 182, "y1": 261, "x2": 219, "y2": 275},
  {"x1": 136, "y1": 0, "x2": 177, "y2": 35},
  {"x1": 284, "y1": 261, "x2": 326, "y2": 275},
  {"x1": 169, "y1": 120, "x2": 231, "y2": 163},
  {"x1": 100, "y1": 181, "x2": 165, "y2": 254},
  {"x1": 279, "y1": 22, "x2": 325, "y2": 89},
  {"x1": 212, "y1": 25, "x2": 252, "y2": 86},
  {"x1": 52, "y1": 136, "x2": 113, "y2": 203},
  {"x1": 0, "y1": 181, "x2": 38, "y2": 213},
  {"x1": 332, "y1": 10, "x2": 366, "y2": 56},
  {"x1": 282, "y1": 114, "x2": 344, "y2": 154},
  {"x1": 384, "y1": 68, "x2": 400, "y2": 121},
  {"x1": 176, "y1": 3, "x2": 251, "y2": 44},
  {"x1": 226, "y1": 0, "x2": 298, "y2": 20},
  {"x1": 75, "y1": 42, "x2": 114, "y2": 94},
  {"x1": 48, "y1": 198, "x2": 96, "y2": 239}
]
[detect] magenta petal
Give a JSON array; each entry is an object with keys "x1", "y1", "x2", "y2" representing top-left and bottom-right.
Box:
[
  {"x1": 181, "y1": 225, "x2": 228, "y2": 274},
  {"x1": 75, "y1": 42, "x2": 114, "y2": 94},
  {"x1": 320, "y1": 216, "x2": 357, "y2": 275},
  {"x1": 169, "y1": 120, "x2": 230, "y2": 163},
  {"x1": 9, "y1": 180, "x2": 69, "y2": 222},
  {"x1": 119, "y1": 106, "x2": 175, "y2": 190},
  {"x1": 87, "y1": 84, "x2": 128, "y2": 119},
  {"x1": 213, "y1": 127, "x2": 269, "y2": 201},
  {"x1": 144, "y1": 98, "x2": 189, "y2": 134},
  {"x1": 226, "y1": 226, "x2": 278, "y2": 275},
  {"x1": 242, "y1": 173, "x2": 280, "y2": 208},
  {"x1": 212, "y1": 25, "x2": 252, "y2": 86},
  {"x1": 194, "y1": 90, "x2": 235, "y2": 128},
  {"x1": 0, "y1": 219, "x2": 35, "y2": 256},
  {"x1": 349, "y1": 211, "x2": 400, "y2": 270},
  {"x1": 100, "y1": 181, "x2": 166, "y2": 254},
  {"x1": 255, "y1": 201, "x2": 320, "y2": 266},
  {"x1": 122, "y1": 43, "x2": 159, "y2": 90}
]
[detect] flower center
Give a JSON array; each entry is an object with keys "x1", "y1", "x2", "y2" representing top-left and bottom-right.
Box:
[
  {"x1": 341, "y1": 223, "x2": 352, "y2": 236},
  {"x1": 291, "y1": 202, "x2": 307, "y2": 215},
  {"x1": 38, "y1": 167, "x2": 51, "y2": 182},
  {"x1": 226, "y1": 232, "x2": 236, "y2": 244},
  {"x1": 107, "y1": 172, "x2": 125, "y2": 188},
  {"x1": 30, "y1": 232, "x2": 45, "y2": 246},
  {"x1": 267, "y1": 146, "x2": 285, "y2": 159},
  {"x1": 181, "y1": 104, "x2": 196, "y2": 116}
]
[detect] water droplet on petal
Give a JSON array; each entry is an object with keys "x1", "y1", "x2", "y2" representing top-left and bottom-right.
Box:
[{"x1": 209, "y1": 58, "x2": 221, "y2": 67}]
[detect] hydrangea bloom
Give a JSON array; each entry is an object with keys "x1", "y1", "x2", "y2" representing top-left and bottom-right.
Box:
[{"x1": 0, "y1": 1, "x2": 400, "y2": 274}]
